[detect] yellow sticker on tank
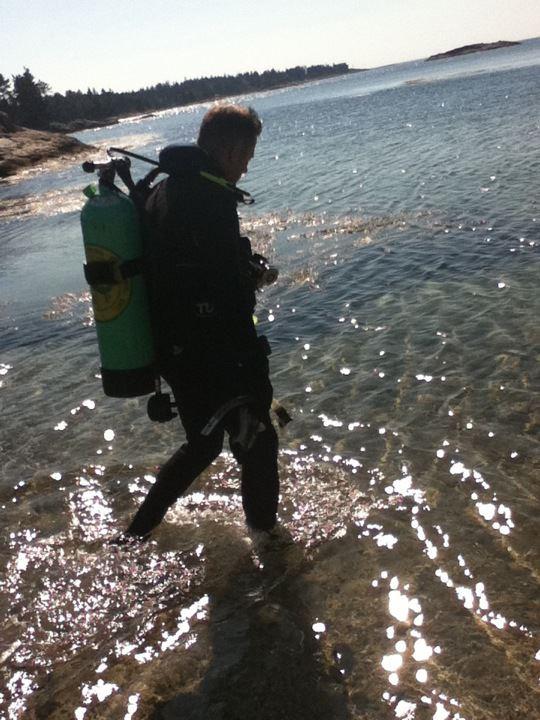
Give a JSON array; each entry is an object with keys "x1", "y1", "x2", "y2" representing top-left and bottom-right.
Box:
[{"x1": 85, "y1": 245, "x2": 132, "y2": 322}]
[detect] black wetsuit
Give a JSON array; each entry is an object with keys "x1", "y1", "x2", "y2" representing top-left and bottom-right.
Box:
[{"x1": 127, "y1": 146, "x2": 279, "y2": 536}]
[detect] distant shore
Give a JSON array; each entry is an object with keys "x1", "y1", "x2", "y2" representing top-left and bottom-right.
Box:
[
  {"x1": 426, "y1": 40, "x2": 520, "y2": 61},
  {"x1": 50, "y1": 67, "x2": 368, "y2": 134},
  {"x1": 1, "y1": 69, "x2": 366, "y2": 179},
  {"x1": 0, "y1": 40, "x2": 525, "y2": 179}
]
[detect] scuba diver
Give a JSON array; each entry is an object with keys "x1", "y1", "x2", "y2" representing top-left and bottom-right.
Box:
[{"x1": 121, "y1": 105, "x2": 280, "y2": 541}]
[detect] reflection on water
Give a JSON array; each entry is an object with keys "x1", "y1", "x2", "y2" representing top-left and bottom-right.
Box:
[
  {"x1": 1, "y1": 397, "x2": 539, "y2": 718},
  {"x1": 0, "y1": 187, "x2": 85, "y2": 220},
  {"x1": 1, "y1": 204, "x2": 539, "y2": 717}
]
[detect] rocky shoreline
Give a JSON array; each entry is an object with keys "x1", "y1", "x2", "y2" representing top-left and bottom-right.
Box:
[
  {"x1": 0, "y1": 112, "x2": 92, "y2": 179},
  {"x1": 426, "y1": 40, "x2": 520, "y2": 61}
]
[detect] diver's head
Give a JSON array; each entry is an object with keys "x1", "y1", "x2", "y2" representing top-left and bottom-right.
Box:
[{"x1": 198, "y1": 104, "x2": 262, "y2": 183}]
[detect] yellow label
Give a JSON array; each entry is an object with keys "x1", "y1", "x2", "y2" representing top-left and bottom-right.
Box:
[{"x1": 85, "y1": 245, "x2": 131, "y2": 322}]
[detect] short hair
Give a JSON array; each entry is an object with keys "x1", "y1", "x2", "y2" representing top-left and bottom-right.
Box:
[{"x1": 198, "y1": 104, "x2": 262, "y2": 155}]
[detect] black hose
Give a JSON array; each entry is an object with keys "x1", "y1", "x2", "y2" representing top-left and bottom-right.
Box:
[{"x1": 108, "y1": 147, "x2": 159, "y2": 167}]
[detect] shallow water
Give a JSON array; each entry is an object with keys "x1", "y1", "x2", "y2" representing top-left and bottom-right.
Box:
[{"x1": 1, "y1": 39, "x2": 539, "y2": 720}]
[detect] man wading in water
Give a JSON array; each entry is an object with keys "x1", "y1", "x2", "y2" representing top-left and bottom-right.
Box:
[{"x1": 122, "y1": 105, "x2": 280, "y2": 541}]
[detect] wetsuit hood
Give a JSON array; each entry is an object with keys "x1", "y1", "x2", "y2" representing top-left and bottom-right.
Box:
[
  {"x1": 158, "y1": 143, "x2": 254, "y2": 205},
  {"x1": 158, "y1": 144, "x2": 213, "y2": 179}
]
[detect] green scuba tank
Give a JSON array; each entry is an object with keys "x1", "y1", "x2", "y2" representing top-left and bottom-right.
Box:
[{"x1": 80, "y1": 182, "x2": 155, "y2": 397}]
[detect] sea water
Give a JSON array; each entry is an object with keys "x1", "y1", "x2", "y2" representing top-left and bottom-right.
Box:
[{"x1": 0, "y1": 38, "x2": 539, "y2": 720}]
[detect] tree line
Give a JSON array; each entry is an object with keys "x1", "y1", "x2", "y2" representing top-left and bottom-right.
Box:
[{"x1": 0, "y1": 64, "x2": 350, "y2": 132}]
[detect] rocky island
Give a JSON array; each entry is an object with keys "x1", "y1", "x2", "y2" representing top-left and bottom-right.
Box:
[
  {"x1": 426, "y1": 40, "x2": 520, "y2": 61},
  {"x1": 0, "y1": 112, "x2": 92, "y2": 179}
]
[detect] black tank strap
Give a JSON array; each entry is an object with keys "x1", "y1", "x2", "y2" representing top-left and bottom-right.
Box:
[{"x1": 84, "y1": 257, "x2": 144, "y2": 286}]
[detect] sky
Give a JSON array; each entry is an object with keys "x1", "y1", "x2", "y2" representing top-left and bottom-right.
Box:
[{"x1": 1, "y1": 0, "x2": 539, "y2": 94}]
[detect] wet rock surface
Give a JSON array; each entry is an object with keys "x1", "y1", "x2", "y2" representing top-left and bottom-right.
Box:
[
  {"x1": 0, "y1": 112, "x2": 92, "y2": 178},
  {"x1": 157, "y1": 540, "x2": 350, "y2": 720}
]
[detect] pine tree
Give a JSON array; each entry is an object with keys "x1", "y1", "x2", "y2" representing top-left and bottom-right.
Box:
[
  {"x1": 12, "y1": 68, "x2": 50, "y2": 129},
  {"x1": 0, "y1": 73, "x2": 12, "y2": 115}
]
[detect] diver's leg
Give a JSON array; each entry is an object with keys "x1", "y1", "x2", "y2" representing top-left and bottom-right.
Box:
[
  {"x1": 126, "y1": 366, "x2": 223, "y2": 537},
  {"x1": 240, "y1": 415, "x2": 279, "y2": 531},
  {"x1": 126, "y1": 428, "x2": 223, "y2": 537}
]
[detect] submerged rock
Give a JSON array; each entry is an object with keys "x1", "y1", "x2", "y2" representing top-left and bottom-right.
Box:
[{"x1": 0, "y1": 112, "x2": 93, "y2": 178}]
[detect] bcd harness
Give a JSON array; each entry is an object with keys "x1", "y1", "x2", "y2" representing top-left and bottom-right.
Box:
[
  {"x1": 81, "y1": 146, "x2": 291, "y2": 431},
  {"x1": 82, "y1": 146, "x2": 254, "y2": 288}
]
